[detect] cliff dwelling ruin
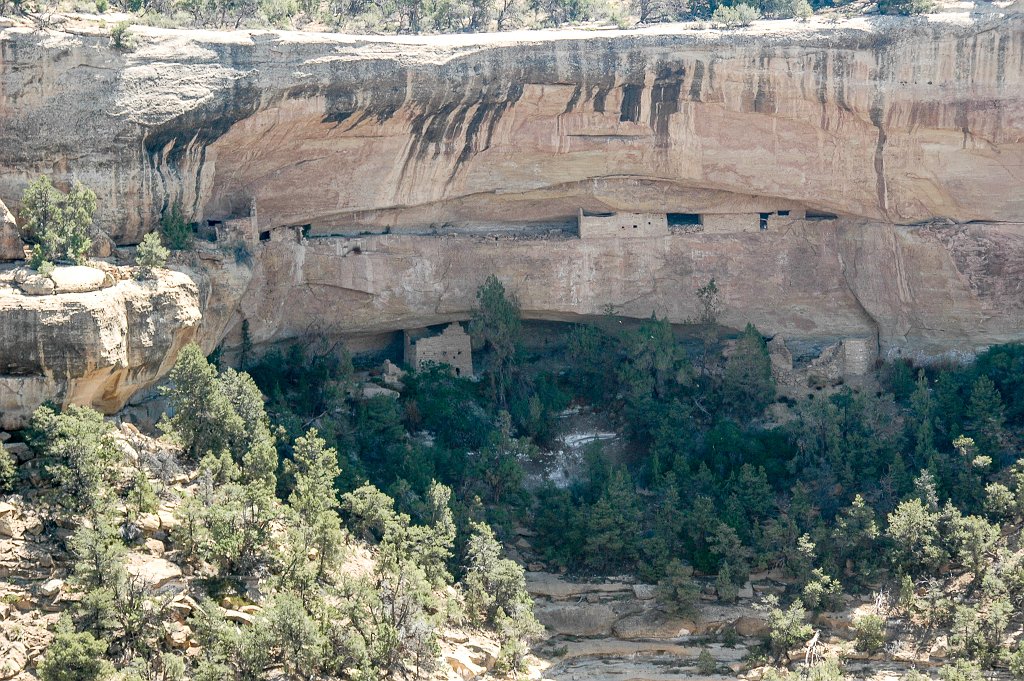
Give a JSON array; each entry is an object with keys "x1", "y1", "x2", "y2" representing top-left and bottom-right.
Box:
[{"x1": 403, "y1": 323, "x2": 474, "y2": 377}]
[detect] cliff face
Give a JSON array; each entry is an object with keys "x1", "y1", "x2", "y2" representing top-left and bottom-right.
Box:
[
  {"x1": 0, "y1": 16, "x2": 1023, "y2": 422},
  {"x1": 233, "y1": 218, "x2": 1024, "y2": 363},
  {"x1": 1, "y1": 16, "x2": 1022, "y2": 240}
]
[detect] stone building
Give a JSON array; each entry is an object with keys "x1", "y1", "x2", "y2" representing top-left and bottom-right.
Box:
[
  {"x1": 404, "y1": 323, "x2": 473, "y2": 377},
  {"x1": 842, "y1": 337, "x2": 877, "y2": 377},
  {"x1": 577, "y1": 210, "x2": 669, "y2": 238},
  {"x1": 579, "y1": 208, "x2": 818, "y2": 237}
]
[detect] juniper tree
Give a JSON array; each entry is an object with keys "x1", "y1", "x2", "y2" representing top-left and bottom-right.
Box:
[
  {"x1": 469, "y1": 275, "x2": 521, "y2": 407},
  {"x1": 21, "y1": 176, "x2": 96, "y2": 267}
]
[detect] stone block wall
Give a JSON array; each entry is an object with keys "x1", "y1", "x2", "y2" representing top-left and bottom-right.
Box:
[
  {"x1": 700, "y1": 213, "x2": 761, "y2": 233},
  {"x1": 842, "y1": 337, "x2": 877, "y2": 377},
  {"x1": 404, "y1": 323, "x2": 474, "y2": 377},
  {"x1": 578, "y1": 210, "x2": 669, "y2": 238}
]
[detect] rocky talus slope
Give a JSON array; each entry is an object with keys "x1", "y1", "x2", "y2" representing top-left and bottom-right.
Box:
[{"x1": 0, "y1": 424, "x2": 505, "y2": 681}]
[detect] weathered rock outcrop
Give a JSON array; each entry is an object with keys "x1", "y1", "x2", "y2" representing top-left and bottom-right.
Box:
[
  {"x1": 0, "y1": 267, "x2": 202, "y2": 429},
  {"x1": 0, "y1": 15, "x2": 1023, "y2": 420},
  {"x1": 232, "y1": 218, "x2": 1024, "y2": 363},
  {"x1": 1, "y1": 16, "x2": 1022, "y2": 241}
]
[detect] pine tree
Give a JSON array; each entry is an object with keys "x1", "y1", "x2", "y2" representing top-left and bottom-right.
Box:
[
  {"x1": 29, "y1": 405, "x2": 122, "y2": 514},
  {"x1": 722, "y1": 323, "x2": 775, "y2": 419},
  {"x1": 286, "y1": 429, "x2": 344, "y2": 583},
  {"x1": 218, "y1": 368, "x2": 278, "y2": 487},
  {"x1": 584, "y1": 468, "x2": 641, "y2": 573}
]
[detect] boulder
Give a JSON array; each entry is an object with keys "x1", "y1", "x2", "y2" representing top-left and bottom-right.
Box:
[
  {"x1": 166, "y1": 622, "x2": 192, "y2": 649},
  {"x1": 534, "y1": 600, "x2": 641, "y2": 637},
  {"x1": 223, "y1": 609, "x2": 256, "y2": 625},
  {"x1": 361, "y1": 383, "x2": 399, "y2": 400},
  {"x1": 612, "y1": 610, "x2": 695, "y2": 640},
  {"x1": 49, "y1": 265, "x2": 111, "y2": 294},
  {"x1": 733, "y1": 615, "x2": 770, "y2": 638},
  {"x1": 124, "y1": 554, "x2": 183, "y2": 591},
  {"x1": 23, "y1": 514, "x2": 43, "y2": 536},
  {"x1": 0, "y1": 268, "x2": 203, "y2": 430},
  {"x1": 632, "y1": 584, "x2": 656, "y2": 600},
  {"x1": 136, "y1": 513, "x2": 161, "y2": 535},
  {"x1": 0, "y1": 515, "x2": 19, "y2": 538},
  {"x1": 39, "y1": 578, "x2": 64, "y2": 598},
  {"x1": 16, "y1": 273, "x2": 54, "y2": 296},
  {"x1": 5, "y1": 442, "x2": 33, "y2": 462},
  {"x1": 446, "y1": 652, "x2": 486, "y2": 680},
  {"x1": 157, "y1": 509, "x2": 178, "y2": 530},
  {"x1": 143, "y1": 537, "x2": 166, "y2": 556}
]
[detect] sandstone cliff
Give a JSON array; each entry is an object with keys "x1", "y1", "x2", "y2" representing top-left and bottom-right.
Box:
[
  {"x1": 233, "y1": 218, "x2": 1024, "y2": 363},
  {"x1": 1, "y1": 15, "x2": 1022, "y2": 241},
  {"x1": 1, "y1": 15, "x2": 1023, "y2": 421}
]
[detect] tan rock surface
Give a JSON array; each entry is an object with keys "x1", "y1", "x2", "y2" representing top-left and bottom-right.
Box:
[
  {"x1": 237, "y1": 219, "x2": 1024, "y2": 364},
  {"x1": 1, "y1": 16, "x2": 1022, "y2": 242},
  {"x1": 48, "y1": 265, "x2": 112, "y2": 294},
  {"x1": 0, "y1": 267, "x2": 202, "y2": 430},
  {"x1": 0, "y1": 16, "x2": 1021, "y2": 425},
  {"x1": 0, "y1": 199, "x2": 21, "y2": 262}
]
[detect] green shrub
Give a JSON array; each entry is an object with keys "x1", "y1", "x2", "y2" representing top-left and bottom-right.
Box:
[
  {"x1": 802, "y1": 569, "x2": 843, "y2": 612},
  {"x1": 36, "y1": 260, "x2": 55, "y2": 278},
  {"x1": 95, "y1": 0, "x2": 107, "y2": 11},
  {"x1": 938, "y1": 660, "x2": 983, "y2": 681},
  {"x1": 657, "y1": 559, "x2": 700, "y2": 617},
  {"x1": 0, "y1": 443, "x2": 15, "y2": 492},
  {"x1": 853, "y1": 613, "x2": 886, "y2": 653},
  {"x1": 21, "y1": 176, "x2": 96, "y2": 266},
  {"x1": 135, "y1": 231, "x2": 168, "y2": 279},
  {"x1": 159, "y1": 204, "x2": 193, "y2": 250},
  {"x1": 761, "y1": 595, "x2": 812, "y2": 658},
  {"x1": 38, "y1": 617, "x2": 112, "y2": 681},
  {"x1": 711, "y1": 2, "x2": 759, "y2": 25},
  {"x1": 697, "y1": 647, "x2": 716, "y2": 674},
  {"x1": 760, "y1": 0, "x2": 812, "y2": 18},
  {"x1": 1009, "y1": 642, "x2": 1024, "y2": 679},
  {"x1": 877, "y1": 0, "x2": 931, "y2": 14},
  {"x1": 110, "y1": 21, "x2": 135, "y2": 50}
]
